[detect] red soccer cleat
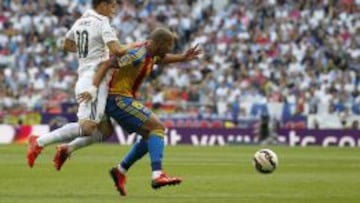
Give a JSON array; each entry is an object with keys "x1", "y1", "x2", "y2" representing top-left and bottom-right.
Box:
[
  {"x1": 27, "y1": 135, "x2": 43, "y2": 168},
  {"x1": 151, "y1": 172, "x2": 182, "y2": 189},
  {"x1": 109, "y1": 167, "x2": 127, "y2": 196},
  {"x1": 53, "y1": 144, "x2": 70, "y2": 171}
]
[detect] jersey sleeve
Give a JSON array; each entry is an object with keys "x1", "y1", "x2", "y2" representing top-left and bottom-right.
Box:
[
  {"x1": 116, "y1": 47, "x2": 147, "y2": 68},
  {"x1": 65, "y1": 26, "x2": 75, "y2": 41},
  {"x1": 101, "y1": 20, "x2": 118, "y2": 44}
]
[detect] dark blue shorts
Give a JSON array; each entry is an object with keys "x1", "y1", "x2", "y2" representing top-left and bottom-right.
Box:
[{"x1": 105, "y1": 95, "x2": 152, "y2": 134}]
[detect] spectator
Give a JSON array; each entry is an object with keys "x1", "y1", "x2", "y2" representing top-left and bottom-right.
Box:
[{"x1": 0, "y1": 0, "x2": 358, "y2": 126}]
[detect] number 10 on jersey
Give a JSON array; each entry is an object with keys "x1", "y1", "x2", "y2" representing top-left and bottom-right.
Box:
[{"x1": 76, "y1": 30, "x2": 89, "y2": 58}]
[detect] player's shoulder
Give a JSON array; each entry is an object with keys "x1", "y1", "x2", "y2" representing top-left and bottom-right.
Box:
[
  {"x1": 128, "y1": 42, "x2": 148, "y2": 56},
  {"x1": 71, "y1": 11, "x2": 110, "y2": 31},
  {"x1": 127, "y1": 41, "x2": 149, "y2": 50},
  {"x1": 134, "y1": 41, "x2": 148, "y2": 47},
  {"x1": 116, "y1": 42, "x2": 148, "y2": 68},
  {"x1": 81, "y1": 9, "x2": 110, "y2": 23}
]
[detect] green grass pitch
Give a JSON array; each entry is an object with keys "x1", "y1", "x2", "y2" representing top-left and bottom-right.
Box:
[{"x1": 0, "y1": 144, "x2": 359, "y2": 203}]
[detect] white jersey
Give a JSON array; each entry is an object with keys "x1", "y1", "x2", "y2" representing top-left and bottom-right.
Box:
[
  {"x1": 65, "y1": 9, "x2": 118, "y2": 74},
  {"x1": 65, "y1": 9, "x2": 118, "y2": 123}
]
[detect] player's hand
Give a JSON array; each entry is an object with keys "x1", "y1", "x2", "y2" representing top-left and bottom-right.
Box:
[
  {"x1": 183, "y1": 44, "x2": 202, "y2": 61},
  {"x1": 81, "y1": 85, "x2": 98, "y2": 103},
  {"x1": 77, "y1": 91, "x2": 93, "y2": 103}
]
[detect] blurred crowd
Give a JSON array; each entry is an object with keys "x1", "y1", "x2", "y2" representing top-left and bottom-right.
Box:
[{"x1": 0, "y1": 0, "x2": 359, "y2": 124}]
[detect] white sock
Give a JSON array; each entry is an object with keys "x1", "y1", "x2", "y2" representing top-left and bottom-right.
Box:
[
  {"x1": 117, "y1": 165, "x2": 127, "y2": 174},
  {"x1": 152, "y1": 170, "x2": 162, "y2": 179},
  {"x1": 37, "y1": 123, "x2": 81, "y2": 147},
  {"x1": 67, "y1": 129, "x2": 103, "y2": 153}
]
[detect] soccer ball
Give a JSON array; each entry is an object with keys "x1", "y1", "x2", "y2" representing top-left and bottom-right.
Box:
[{"x1": 253, "y1": 149, "x2": 278, "y2": 174}]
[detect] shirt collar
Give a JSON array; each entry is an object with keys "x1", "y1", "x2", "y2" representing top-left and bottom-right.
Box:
[{"x1": 83, "y1": 9, "x2": 108, "y2": 20}]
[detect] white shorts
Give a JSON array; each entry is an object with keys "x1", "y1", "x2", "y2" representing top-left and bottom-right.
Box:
[{"x1": 75, "y1": 66, "x2": 111, "y2": 123}]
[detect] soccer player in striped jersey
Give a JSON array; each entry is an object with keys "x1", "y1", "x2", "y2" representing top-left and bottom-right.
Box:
[{"x1": 94, "y1": 27, "x2": 201, "y2": 194}]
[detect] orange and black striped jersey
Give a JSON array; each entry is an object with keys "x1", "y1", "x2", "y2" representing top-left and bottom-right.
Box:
[{"x1": 108, "y1": 41, "x2": 160, "y2": 98}]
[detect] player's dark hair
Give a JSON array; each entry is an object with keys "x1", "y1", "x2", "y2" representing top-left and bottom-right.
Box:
[
  {"x1": 149, "y1": 27, "x2": 174, "y2": 43},
  {"x1": 92, "y1": 0, "x2": 114, "y2": 8}
]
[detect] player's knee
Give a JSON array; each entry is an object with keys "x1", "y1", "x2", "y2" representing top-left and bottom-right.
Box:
[
  {"x1": 80, "y1": 120, "x2": 97, "y2": 136},
  {"x1": 137, "y1": 129, "x2": 150, "y2": 140},
  {"x1": 99, "y1": 124, "x2": 113, "y2": 138},
  {"x1": 143, "y1": 115, "x2": 166, "y2": 137},
  {"x1": 149, "y1": 122, "x2": 166, "y2": 137},
  {"x1": 98, "y1": 117, "x2": 114, "y2": 139},
  {"x1": 157, "y1": 122, "x2": 166, "y2": 132}
]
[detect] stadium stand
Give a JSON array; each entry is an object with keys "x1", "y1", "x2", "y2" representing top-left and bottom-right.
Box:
[{"x1": 0, "y1": 0, "x2": 359, "y2": 128}]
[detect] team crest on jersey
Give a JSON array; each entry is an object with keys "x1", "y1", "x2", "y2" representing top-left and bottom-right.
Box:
[{"x1": 117, "y1": 55, "x2": 132, "y2": 67}]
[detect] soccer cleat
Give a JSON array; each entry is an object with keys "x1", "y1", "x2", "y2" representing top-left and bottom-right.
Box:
[
  {"x1": 53, "y1": 144, "x2": 70, "y2": 171},
  {"x1": 27, "y1": 135, "x2": 43, "y2": 168},
  {"x1": 151, "y1": 172, "x2": 182, "y2": 189},
  {"x1": 109, "y1": 167, "x2": 127, "y2": 196}
]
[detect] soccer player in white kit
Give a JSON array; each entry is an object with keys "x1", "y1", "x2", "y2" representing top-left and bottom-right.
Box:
[{"x1": 27, "y1": 0, "x2": 126, "y2": 170}]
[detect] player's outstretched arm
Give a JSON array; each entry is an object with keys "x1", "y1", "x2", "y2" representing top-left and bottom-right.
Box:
[
  {"x1": 92, "y1": 55, "x2": 123, "y2": 87},
  {"x1": 160, "y1": 44, "x2": 201, "y2": 64},
  {"x1": 91, "y1": 42, "x2": 128, "y2": 93},
  {"x1": 107, "y1": 41, "x2": 128, "y2": 57},
  {"x1": 62, "y1": 39, "x2": 77, "y2": 53}
]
